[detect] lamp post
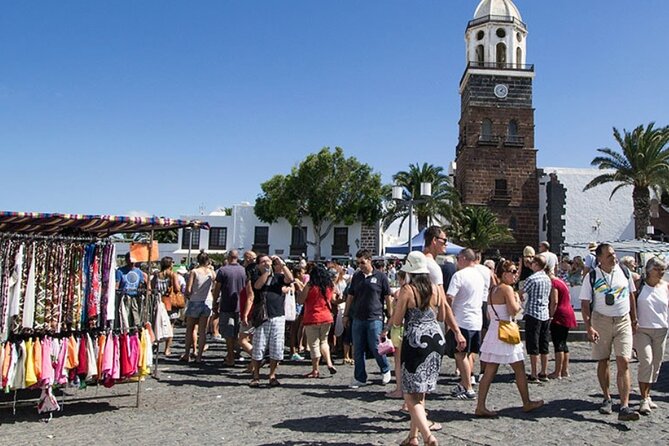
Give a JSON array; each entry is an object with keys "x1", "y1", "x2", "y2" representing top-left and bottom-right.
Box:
[{"x1": 392, "y1": 182, "x2": 432, "y2": 253}]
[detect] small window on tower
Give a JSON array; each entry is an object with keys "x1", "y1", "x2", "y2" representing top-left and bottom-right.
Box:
[
  {"x1": 516, "y1": 47, "x2": 523, "y2": 67},
  {"x1": 494, "y1": 179, "x2": 508, "y2": 196},
  {"x1": 481, "y1": 119, "x2": 493, "y2": 140},
  {"x1": 477, "y1": 30, "x2": 485, "y2": 40},
  {"x1": 496, "y1": 43, "x2": 507, "y2": 66},
  {"x1": 496, "y1": 28, "x2": 506, "y2": 38},
  {"x1": 508, "y1": 120, "x2": 518, "y2": 136}
]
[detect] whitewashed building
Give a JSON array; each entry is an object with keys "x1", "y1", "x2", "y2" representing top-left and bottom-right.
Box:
[
  {"x1": 539, "y1": 167, "x2": 635, "y2": 258},
  {"x1": 174, "y1": 203, "x2": 380, "y2": 261}
]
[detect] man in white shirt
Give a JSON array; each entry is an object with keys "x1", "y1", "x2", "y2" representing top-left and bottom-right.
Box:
[
  {"x1": 538, "y1": 241, "x2": 559, "y2": 275},
  {"x1": 446, "y1": 248, "x2": 485, "y2": 400},
  {"x1": 580, "y1": 243, "x2": 639, "y2": 421}
]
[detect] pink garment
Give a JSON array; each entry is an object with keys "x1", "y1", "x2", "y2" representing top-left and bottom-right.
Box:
[
  {"x1": 128, "y1": 333, "x2": 140, "y2": 376},
  {"x1": 54, "y1": 338, "x2": 68, "y2": 386},
  {"x1": 111, "y1": 335, "x2": 120, "y2": 380},
  {"x1": 39, "y1": 337, "x2": 55, "y2": 388}
]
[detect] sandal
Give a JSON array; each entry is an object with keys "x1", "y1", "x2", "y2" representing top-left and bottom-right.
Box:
[
  {"x1": 269, "y1": 377, "x2": 282, "y2": 387},
  {"x1": 304, "y1": 370, "x2": 320, "y2": 379},
  {"x1": 427, "y1": 421, "x2": 442, "y2": 432},
  {"x1": 425, "y1": 434, "x2": 439, "y2": 446},
  {"x1": 248, "y1": 379, "x2": 261, "y2": 388},
  {"x1": 328, "y1": 366, "x2": 338, "y2": 375},
  {"x1": 399, "y1": 435, "x2": 419, "y2": 446},
  {"x1": 178, "y1": 355, "x2": 190, "y2": 363}
]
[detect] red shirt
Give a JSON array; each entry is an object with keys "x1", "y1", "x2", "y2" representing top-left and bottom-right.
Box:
[
  {"x1": 303, "y1": 286, "x2": 334, "y2": 325},
  {"x1": 551, "y1": 277, "x2": 577, "y2": 328}
]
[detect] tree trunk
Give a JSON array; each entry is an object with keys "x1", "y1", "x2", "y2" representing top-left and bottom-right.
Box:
[
  {"x1": 633, "y1": 185, "x2": 651, "y2": 239},
  {"x1": 417, "y1": 215, "x2": 428, "y2": 232}
]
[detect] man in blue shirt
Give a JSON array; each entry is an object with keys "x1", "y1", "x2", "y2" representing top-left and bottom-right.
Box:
[
  {"x1": 522, "y1": 255, "x2": 552, "y2": 382},
  {"x1": 116, "y1": 253, "x2": 147, "y2": 327}
]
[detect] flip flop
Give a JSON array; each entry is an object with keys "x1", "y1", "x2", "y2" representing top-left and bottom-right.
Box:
[
  {"x1": 428, "y1": 421, "x2": 442, "y2": 431},
  {"x1": 269, "y1": 377, "x2": 282, "y2": 387},
  {"x1": 248, "y1": 379, "x2": 260, "y2": 388}
]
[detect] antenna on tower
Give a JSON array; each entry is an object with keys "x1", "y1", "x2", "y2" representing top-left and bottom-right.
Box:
[{"x1": 198, "y1": 203, "x2": 206, "y2": 216}]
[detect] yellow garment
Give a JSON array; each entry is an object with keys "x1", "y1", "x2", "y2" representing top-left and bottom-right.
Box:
[
  {"x1": 65, "y1": 335, "x2": 78, "y2": 370},
  {"x1": 24, "y1": 339, "x2": 37, "y2": 387},
  {"x1": 138, "y1": 330, "x2": 149, "y2": 377},
  {"x1": 33, "y1": 338, "x2": 42, "y2": 381}
]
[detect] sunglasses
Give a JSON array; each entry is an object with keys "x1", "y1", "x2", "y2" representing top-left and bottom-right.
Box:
[
  {"x1": 436, "y1": 237, "x2": 448, "y2": 244},
  {"x1": 505, "y1": 269, "x2": 518, "y2": 274}
]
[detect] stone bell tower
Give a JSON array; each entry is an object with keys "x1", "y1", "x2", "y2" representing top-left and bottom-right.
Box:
[{"x1": 454, "y1": 0, "x2": 539, "y2": 256}]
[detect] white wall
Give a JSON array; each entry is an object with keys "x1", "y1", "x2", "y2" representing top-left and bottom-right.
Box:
[{"x1": 540, "y1": 167, "x2": 635, "y2": 257}]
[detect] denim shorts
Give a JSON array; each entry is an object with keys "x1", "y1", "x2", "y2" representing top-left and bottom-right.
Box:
[{"x1": 185, "y1": 300, "x2": 212, "y2": 319}]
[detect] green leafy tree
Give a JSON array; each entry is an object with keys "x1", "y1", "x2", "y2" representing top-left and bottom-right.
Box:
[
  {"x1": 450, "y1": 206, "x2": 514, "y2": 253},
  {"x1": 583, "y1": 123, "x2": 669, "y2": 238},
  {"x1": 383, "y1": 163, "x2": 459, "y2": 234},
  {"x1": 255, "y1": 147, "x2": 384, "y2": 260}
]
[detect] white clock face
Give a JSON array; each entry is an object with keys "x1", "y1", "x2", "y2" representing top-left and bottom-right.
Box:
[{"x1": 494, "y1": 84, "x2": 509, "y2": 98}]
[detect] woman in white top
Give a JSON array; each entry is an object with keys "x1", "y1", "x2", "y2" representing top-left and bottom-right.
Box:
[
  {"x1": 633, "y1": 257, "x2": 669, "y2": 415},
  {"x1": 180, "y1": 251, "x2": 215, "y2": 363},
  {"x1": 476, "y1": 259, "x2": 544, "y2": 418}
]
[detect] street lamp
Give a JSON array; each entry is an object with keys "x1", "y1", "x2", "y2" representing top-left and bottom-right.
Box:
[{"x1": 392, "y1": 182, "x2": 432, "y2": 253}]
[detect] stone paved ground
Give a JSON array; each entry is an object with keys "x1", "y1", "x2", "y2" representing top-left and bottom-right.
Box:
[{"x1": 2, "y1": 329, "x2": 669, "y2": 446}]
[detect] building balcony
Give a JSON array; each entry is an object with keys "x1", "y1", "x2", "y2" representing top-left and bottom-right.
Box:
[
  {"x1": 467, "y1": 15, "x2": 527, "y2": 30},
  {"x1": 478, "y1": 135, "x2": 500, "y2": 146},
  {"x1": 504, "y1": 135, "x2": 525, "y2": 147}
]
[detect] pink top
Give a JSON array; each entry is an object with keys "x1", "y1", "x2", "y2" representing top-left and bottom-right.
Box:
[{"x1": 551, "y1": 277, "x2": 577, "y2": 328}]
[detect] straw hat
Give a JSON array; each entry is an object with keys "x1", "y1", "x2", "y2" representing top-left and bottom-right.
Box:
[
  {"x1": 587, "y1": 242, "x2": 597, "y2": 251},
  {"x1": 401, "y1": 251, "x2": 430, "y2": 274}
]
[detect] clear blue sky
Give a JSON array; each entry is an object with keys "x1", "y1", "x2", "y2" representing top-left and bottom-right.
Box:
[{"x1": 2, "y1": 1, "x2": 667, "y2": 218}]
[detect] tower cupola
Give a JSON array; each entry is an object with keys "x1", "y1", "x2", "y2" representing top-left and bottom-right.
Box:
[{"x1": 466, "y1": 0, "x2": 528, "y2": 69}]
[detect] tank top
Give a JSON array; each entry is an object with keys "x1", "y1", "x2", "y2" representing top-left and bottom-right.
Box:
[{"x1": 189, "y1": 268, "x2": 214, "y2": 304}]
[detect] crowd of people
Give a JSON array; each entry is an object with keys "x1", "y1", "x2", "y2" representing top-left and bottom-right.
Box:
[{"x1": 116, "y1": 230, "x2": 669, "y2": 446}]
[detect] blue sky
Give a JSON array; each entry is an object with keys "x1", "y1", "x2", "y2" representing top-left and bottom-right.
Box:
[{"x1": 2, "y1": 0, "x2": 667, "y2": 218}]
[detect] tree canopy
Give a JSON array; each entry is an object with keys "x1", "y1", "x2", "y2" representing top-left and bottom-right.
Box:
[
  {"x1": 254, "y1": 147, "x2": 384, "y2": 259},
  {"x1": 583, "y1": 123, "x2": 669, "y2": 238},
  {"x1": 449, "y1": 205, "x2": 514, "y2": 253}
]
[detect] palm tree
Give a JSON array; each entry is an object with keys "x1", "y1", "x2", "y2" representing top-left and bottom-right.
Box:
[
  {"x1": 450, "y1": 206, "x2": 514, "y2": 253},
  {"x1": 583, "y1": 123, "x2": 669, "y2": 239},
  {"x1": 383, "y1": 163, "x2": 459, "y2": 234}
]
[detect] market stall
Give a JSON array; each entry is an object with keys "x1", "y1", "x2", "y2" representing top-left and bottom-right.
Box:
[{"x1": 0, "y1": 211, "x2": 208, "y2": 417}]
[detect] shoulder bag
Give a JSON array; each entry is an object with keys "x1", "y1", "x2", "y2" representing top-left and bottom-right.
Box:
[{"x1": 490, "y1": 302, "x2": 521, "y2": 345}]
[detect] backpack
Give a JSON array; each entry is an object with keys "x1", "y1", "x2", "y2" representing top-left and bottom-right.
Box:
[{"x1": 588, "y1": 265, "x2": 630, "y2": 311}]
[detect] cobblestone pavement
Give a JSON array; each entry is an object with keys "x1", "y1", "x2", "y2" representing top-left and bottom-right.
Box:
[{"x1": 2, "y1": 329, "x2": 669, "y2": 445}]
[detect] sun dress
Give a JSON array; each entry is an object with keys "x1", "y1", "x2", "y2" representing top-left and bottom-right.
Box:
[
  {"x1": 480, "y1": 304, "x2": 525, "y2": 364},
  {"x1": 400, "y1": 290, "x2": 445, "y2": 394}
]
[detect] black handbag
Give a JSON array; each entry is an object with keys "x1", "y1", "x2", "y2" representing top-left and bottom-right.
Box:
[{"x1": 251, "y1": 291, "x2": 269, "y2": 328}]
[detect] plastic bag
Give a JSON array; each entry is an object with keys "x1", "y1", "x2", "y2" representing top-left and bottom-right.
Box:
[
  {"x1": 377, "y1": 336, "x2": 395, "y2": 355},
  {"x1": 284, "y1": 290, "x2": 297, "y2": 322}
]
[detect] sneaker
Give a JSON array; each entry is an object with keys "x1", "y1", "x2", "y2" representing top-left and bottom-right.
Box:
[
  {"x1": 212, "y1": 334, "x2": 223, "y2": 342},
  {"x1": 451, "y1": 383, "x2": 466, "y2": 397},
  {"x1": 648, "y1": 398, "x2": 659, "y2": 409},
  {"x1": 290, "y1": 353, "x2": 304, "y2": 361},
  {"x1": 382, "y1": 371, "x2": 392, "y2": 385},
  {"x1": 599, "y1": 398, "x2": 613, "y2": 415},
  {"x1": 618, "y1": 406, "x2": 640, "y2": 421},
  {"x1": 639, "y1": 398, "x2": 652, "y2": 416},
  {"x1": 470, "y1": 375, "x2": 477, "y2": 386},
  {"x1": 349, "y1": 379, "x2": 368, "y2": 389},
  {"x1": 456, "y1": 389, "x2": 477, "y2": 400},
  {"x1": 538, "y1": 373, "x2": 549, "y2": 382},
  {"x1": 526, "y1": 374, "x2": 541, "y2": 384}
]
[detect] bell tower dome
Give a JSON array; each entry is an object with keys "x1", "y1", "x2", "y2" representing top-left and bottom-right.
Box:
[{"x1": 454, "y1": 0, "x2": 539, "y2": 257}]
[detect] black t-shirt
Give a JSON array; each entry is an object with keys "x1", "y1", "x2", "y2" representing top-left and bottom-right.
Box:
[
  {"x1": 253, "y1": 273, "x2": 286, "y2": 318},
  {"x1": 441, "y1": 262, "x2": 457, "y2": 291},
  {"x1": 349, "y1": 270, "x2": 390, "y2": 321}
]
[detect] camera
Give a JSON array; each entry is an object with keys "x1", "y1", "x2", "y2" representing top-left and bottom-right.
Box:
[{"x1": 605, "y1": 293, "x2": 615, "y2": 306}]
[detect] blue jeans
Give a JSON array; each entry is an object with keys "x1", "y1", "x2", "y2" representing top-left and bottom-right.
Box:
[{"x1": 352, "y1": 319, "x2": 390, "y2": 383}]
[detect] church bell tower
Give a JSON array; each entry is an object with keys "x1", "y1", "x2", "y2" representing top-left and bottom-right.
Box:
[{"x1": 454, "y1": 0, "x2": 539, "y2": 256}]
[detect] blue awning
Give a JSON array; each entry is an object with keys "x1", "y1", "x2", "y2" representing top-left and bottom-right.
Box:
[{"x1": 385, "y1": 229, "x2": 464, "y2": 255}]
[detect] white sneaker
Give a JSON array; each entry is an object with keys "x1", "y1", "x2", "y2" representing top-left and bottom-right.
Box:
[
  {"x1": 639, "y1": 398, "x2": 652, "y2": 415},
  {"x1": 350, "y1": 379, "x2": 368, "y2": 389},
  {"x1": 382, "y1": 371, "x2": 392, "y2": 385},
  {"x1": 648, "y1": 397, "x2": 659, "y2": 409},
  {"x1": 470, "y1": 375, "x2": 477, "y2": 386}
]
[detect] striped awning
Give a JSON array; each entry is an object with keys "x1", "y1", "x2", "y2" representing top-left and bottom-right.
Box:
[{"x1": 0, "y1": 211, "x2": 209, "y2": 236}]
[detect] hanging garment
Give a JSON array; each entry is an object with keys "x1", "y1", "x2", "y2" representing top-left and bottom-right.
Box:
[
  {"x1": 1, "y1": 242, "x2": 21, "y2": 340},
  {"x1": 119, "y1": 333, "x2": 131, "y2": 378},
  {"x1": 24, "y1": 339, "x2": 37, "y2": 388},
  {"x1": 154, "y1": 301, "x2": 173, "y2": 342},
  {"x1": 33, "y1": 337, "x2": 43, "y2": 383},
  {"x1": 6, "y1": 342, "x2": 19, "y2": 391},
  {"x1": 39, "y1": 337, "x2": 54, "y2": 388},
  {"x1": 37, "y1": 386, "x2": 60, "y2": 414},
  {"x1": 15, "y1": 340, "x2": 28, "y2": 389},
  {"x1": 101, "y1": 332, "x2": 113, "y2": 381},
  {"x1": 0, "y1": 340, "x2": 4, "y2": 383},
  {"x1": 85, "y1": 334, "x2": 98, "y2": 381},
  {"x1": 77, "y1": 334, "x2": 88, "y2": 378},
  {"x1": 21, "y1": 244, "x2": 37, "y2": 330},
  {"x1": 54, "y1": 338, "x2": 68, "y2": 386},
  {"x1": 65, "y1": 335, "x2": 78, "y2": 371},
  {"x1": 102, "y1": 244, "x2": 117, "y2": 322},
  {"x1": 144, "y1": 321, "x2": 156, "y2": 344},
  {"x1": 97, "y1": 334, "x2": 106, "y2": 375},
  {"x1": 33, "y1": 242, "x2": 48, "y2": 330},
  {"x1": 2, "y1": 342, "x2": 13, "y2": 388},
  {"x1": 128, "y1": 333, "x2": 140, "y2": 377}
]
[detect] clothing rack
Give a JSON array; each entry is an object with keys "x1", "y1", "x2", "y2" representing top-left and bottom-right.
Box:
[{"x1": 0, "y1": 232, "x2": 102, "y2": 243}]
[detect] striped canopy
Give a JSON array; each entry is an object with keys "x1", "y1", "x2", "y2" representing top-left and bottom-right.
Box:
[{"x1": 0, "y1": 211, "x2": 209, "y2": 236}]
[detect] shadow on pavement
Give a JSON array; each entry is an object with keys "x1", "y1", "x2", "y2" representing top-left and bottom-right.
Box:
[
  {"x1": 273, "y1": 414, "x2": 404, "y2": 435},
  {"x1": 0, "y1": 401, "x2": 120, "y2": 424},
  {"x1": 259, "y1": 442, "x2": 376, "y2": 446}
]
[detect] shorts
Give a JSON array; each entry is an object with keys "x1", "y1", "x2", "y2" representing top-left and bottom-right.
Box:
[
  {"x1": 445, "y1": 327, "x2": 480, "y2": 358},
  {"x1": 634, "y1": 327, "x2": 668, "y2": 383},
  {"x1": 481, "y1": 302, "x2": 490, "y2": 331},
  {"x1": 590, "y1": 312, "x2": 633, "y2": 360},
  {"x1": 252, "y1": 316, "x2": 286, "y2": 361},
  {"x1": 219, "y1": 311, "x2": 240, "y2": 339},
  {"x1": 524, "y1": 315, "x2": 550, "y2": 355},
  {"x1": 304, "y1": 323, "x2": 331, "y2": 359},
  {"x1": 185, "y1": 300, "x2": 212, "y2": 319},
  {"x1": 550, "y1": 323, "x2": 570, "y2": 353}
]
